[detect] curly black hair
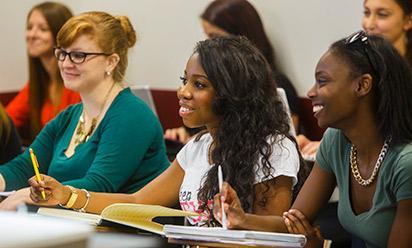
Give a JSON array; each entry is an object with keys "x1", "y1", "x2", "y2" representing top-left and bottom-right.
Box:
[{"x1": 193, "y1": 36, "x2": 308, "y2": 225}]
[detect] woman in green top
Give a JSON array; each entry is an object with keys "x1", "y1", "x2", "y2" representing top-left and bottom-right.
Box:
[
  {"x1": 0, "y1": 11, "x2": 169, "y2": 209},
  {"x1": 212, "y1": 32, "x2": 412, "y2": 247}
]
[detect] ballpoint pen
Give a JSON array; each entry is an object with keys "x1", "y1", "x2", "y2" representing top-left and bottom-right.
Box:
[
  {"x1": 217, "y1": 165, "x2": 227, "y2": 229},
  {"x1": 29, "y1": 148, "x2": 46, "y2": 200}
]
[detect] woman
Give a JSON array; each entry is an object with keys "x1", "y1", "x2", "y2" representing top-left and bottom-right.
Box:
[
  {"x1": 165, "y1": 0, "x2": 300, "y2": 143},
  {"x1": 29, "y1": 36, "x2": 307, "y2": 227},
  {"x1": 0, "y1": 104, "x2": 22, "y2": 164},
  {"x1": 0, "y1": 11, "x2": 169, "y2": 210},
  {"x1": 298, "y1": 0, "x2": 412, "y2": 159},
  {"x1": 213, "y1": 32, "x2": 412, "y2": 247},
  {"x1": 6, "y1": 2, "x2": 80, "y2": 144}
]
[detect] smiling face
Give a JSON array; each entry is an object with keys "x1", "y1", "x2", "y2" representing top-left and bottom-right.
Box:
[
  {"x1": 308, "y1": 50, "x2": 362, "y2": 129},
  {"x1": 178, "y1": 53, "x2": 218, "y2": 131},
  {"x1": 26, "y1": 9, "x2": 54, "y2": 58},
  {"x1": 362, "y1": 0, "x2": 412, "y2": 54},
  {"x1": 58, "y1": 35, "x2": 111, "y2": 93}
]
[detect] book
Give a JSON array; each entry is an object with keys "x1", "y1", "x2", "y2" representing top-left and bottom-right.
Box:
[
  {"x1": 37, "y1": 203, "x2": 198, "y2": 235},
  {"x1": 164, "y1": 225, "x2": 307, "y2": 248}
]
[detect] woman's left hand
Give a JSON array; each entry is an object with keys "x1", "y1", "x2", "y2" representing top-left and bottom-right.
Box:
[
  {"x1": 283, "y1": 209, "x2": 324, "y2": 247},
  {"x1": 0, "y1": 187, "x2": 33, "y2": 211}
]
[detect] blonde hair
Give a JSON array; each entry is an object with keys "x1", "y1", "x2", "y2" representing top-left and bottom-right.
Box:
[{"x1": 57, "y1": 11, "x2": 137, "y2": 82}]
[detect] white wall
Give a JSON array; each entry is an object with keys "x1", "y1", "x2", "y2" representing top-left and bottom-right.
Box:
[{"x1": 0, "y1": 0, "x2": 363, "y2": 95}]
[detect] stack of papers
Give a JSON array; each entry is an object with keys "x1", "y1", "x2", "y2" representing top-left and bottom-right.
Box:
[{"x1": 164, "y1": 225, "x2": 306, "y2": 247}]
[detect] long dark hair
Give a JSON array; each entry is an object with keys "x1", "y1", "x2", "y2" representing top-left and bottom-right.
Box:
[
  {"x1": 395, "y1": 0, "x2": 412, "y2": 67},
  {"x1": 195, "y1": 36, "x2": 308, "y2": 225},
  {"x1": 331, "y1": 33, "x2": 412, "y2": 145},
  {"x1": 27, "y1": 2, "x2": 72, "y2": 140},
  {"x1": 201, "y1": 0, "x2": 276, "y2": 70}
]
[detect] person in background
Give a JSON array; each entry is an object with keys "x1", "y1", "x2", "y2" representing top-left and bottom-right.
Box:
[
  {"x1": 164, "y1": 0, "x2": 300, "y2": 143},
  {"x1": 0, "y1": 104, "x2": 22, "y2": 164},
  {"x1": 0, "y1": 11, "x2": 169, "y2": 210},
  {"x1": 29, "y1": 37, "x2": 308, "y2": 228},
  {"x1": 298, "y1": 0, "x2": 412, "y2": 159},
  {"x1": 213, "y1": 32, "x2": 412, "y2": 248},
  {"x1": 6, "y1": 2, "x2": 80, "y2": 144}
]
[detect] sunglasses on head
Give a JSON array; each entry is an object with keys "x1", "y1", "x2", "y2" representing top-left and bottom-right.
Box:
[{"x1": 345, "y1": 31, "x2": 380, "y2": 80}]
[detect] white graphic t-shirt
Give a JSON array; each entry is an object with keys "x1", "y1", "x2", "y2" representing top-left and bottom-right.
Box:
[{"x1": 176, "y1": 133, "x2": 300, "y2": 226}]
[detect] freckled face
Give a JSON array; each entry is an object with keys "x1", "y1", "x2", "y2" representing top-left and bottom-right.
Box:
[
  {"x1": 177, "y1": 53, "x2": 219, "y2": 130},
  {"x1": 58, "y1": 35, "x2": 109, "y2": 93}
]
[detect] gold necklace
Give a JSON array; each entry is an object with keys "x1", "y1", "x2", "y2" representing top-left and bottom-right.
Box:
[
  {"x1": 350, "y1": 138, "x2": 390, "y2": 187},
  {"x1": 74, "y1": 83, "x2": 117, "y2": 145}
]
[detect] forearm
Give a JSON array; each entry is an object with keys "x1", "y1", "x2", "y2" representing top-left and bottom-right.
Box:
[
  {"x1": 61, "y1": 187, "x2": 136, "y2": 214},
  {"x1": 238, "y1": 214, "x2": 288, "y2": 232}
]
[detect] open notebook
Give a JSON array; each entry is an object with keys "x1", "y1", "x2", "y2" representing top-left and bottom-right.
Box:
[
  {"x1": 37, "y1": 203, "x2": 197, "y2": 235},
  {"x1": 164, "y1": 225, "x2": 306, "y2": 247}
]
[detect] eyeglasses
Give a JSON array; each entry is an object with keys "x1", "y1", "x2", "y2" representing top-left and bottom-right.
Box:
[
  {"x1": 54, "y1": 47, "x2": 110, "y2": 64},
  {"x1": 345, "y1": 31, "x2": 380, "y2": 80}
]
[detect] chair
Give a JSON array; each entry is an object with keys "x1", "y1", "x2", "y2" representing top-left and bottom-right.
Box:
[
  {"x1": 150, "y1": 88, "x2": 183, "y2": 131},
  {"x1": 298, "y1": 97, "x2": 326, "y2": 141}
]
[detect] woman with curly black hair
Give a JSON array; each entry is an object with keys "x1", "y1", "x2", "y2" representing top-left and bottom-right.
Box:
[{"x1": 29, "y1": 36, "x2": 308, "y2": 227}]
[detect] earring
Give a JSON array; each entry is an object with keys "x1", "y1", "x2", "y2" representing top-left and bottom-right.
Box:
[{"x1": 106, "y1": 71, "x2": 112, "y2": 76}]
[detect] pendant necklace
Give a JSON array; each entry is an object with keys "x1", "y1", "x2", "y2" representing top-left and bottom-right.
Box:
[{"x1": 74, "y1": 83, "x2": 116, "y2": 145}]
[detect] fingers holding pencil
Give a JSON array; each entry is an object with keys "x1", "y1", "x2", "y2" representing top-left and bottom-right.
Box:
[{"x1": 28, "y1": 174, "x2": 66, "y2": 206}]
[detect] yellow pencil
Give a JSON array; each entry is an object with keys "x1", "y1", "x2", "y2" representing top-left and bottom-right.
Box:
[{"x1": 29, "y1": 148, "x2": 46, "y2": 200}]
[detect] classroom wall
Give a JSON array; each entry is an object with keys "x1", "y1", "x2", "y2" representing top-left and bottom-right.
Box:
[{"x1": 0, "y1": 0, "x2": 362, "y2": 96}]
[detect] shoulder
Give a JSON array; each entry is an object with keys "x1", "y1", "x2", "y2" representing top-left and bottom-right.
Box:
[
  {"x1": 254, "y1": 135, "x2": 300, "y2": 185},
  {"x1": 110, "y1": 88, "x2": 157, "y2": 118},
  {"x1": 316, "y1": 128, "x2": 349, "y2": 172},
  {"x1": 268, "y1": 135, "x2": 298, "y2": 156},
  {"x1": 389, "y1": 142, "x2": 412, "y2": 201},
  {"x1": 176, "y1": 133, "x2": 212, "y2": 169},
  {"x1": 392, "y1": 142, "x2": 412, "y2": 172},
  {"x1": 55, "y1": 103, "x2": 82, "y2": 120}
]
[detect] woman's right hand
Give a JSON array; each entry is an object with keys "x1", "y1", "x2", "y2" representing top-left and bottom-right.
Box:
[
  {"x1": 297, "y1": 134, "x2": 320, "y2": 160},
  {"x1": 213, "y1": 182, "x2": 246, "y2": 229},
  {"x1": 164, "y1": 126, "x2": 191, "y2": 144},
  {"x1": 28, "y1": 174, "x2": 71, "y2": 206}
]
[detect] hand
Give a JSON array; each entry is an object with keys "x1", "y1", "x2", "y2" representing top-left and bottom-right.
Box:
[
  {"x1": 297, "y1": 135, "x2": 320, "y2": 159},
  {"x1": 164, "y1": 127, "x2": 191, "y2": 144},
  {"x1": 0, "y1": 187, "x2": 33, "y2": 211},
  {"x1": 283, "y1": 209, "x2": 324, "y2": 247},
  {"x1": 213, "y1": 182, "x2": 246, "y2": 229},
  {"x1": 28, "y1": 174, "x2": 71, "y2": 206}
]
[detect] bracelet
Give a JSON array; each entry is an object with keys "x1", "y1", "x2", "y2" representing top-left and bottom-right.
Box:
[
  {"x1": 59, "y1": 186, "x2": 78, "y2": 209},
  {"x1": 76, "y1": 189, "x2": 90, "y2": 213}
]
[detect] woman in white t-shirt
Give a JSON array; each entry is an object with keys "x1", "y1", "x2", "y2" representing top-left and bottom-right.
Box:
[{"x1": 29, "y1": 36, "x2": 308, "y2": 226}]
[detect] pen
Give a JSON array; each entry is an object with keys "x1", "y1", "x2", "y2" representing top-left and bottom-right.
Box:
[
  {"x1": 29, "y1": 148, "x2": 46, "y2": 200},
  {"x1": 217, "y1": 165, "x2": 227, "y2": 229}
]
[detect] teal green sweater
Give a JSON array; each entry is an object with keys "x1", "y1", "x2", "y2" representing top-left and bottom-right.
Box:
[{"x1": 0, "y1": 88, "x2": 169, "y2": 193}]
